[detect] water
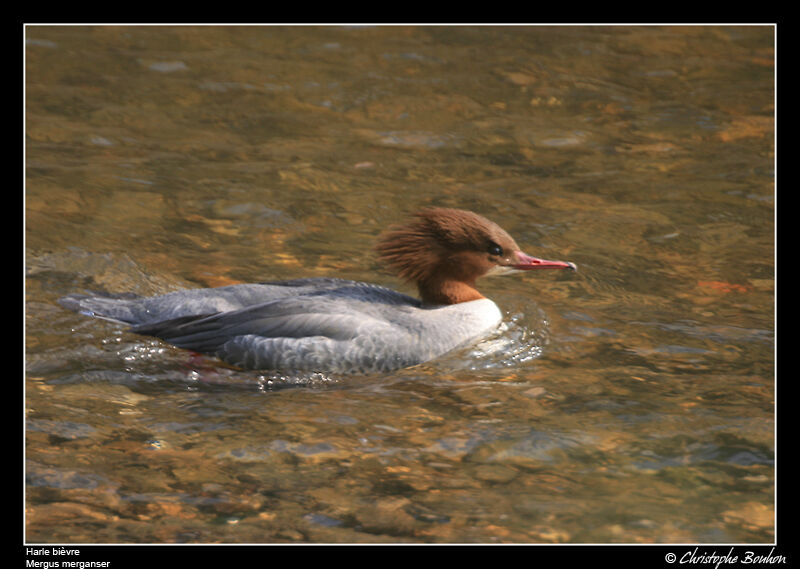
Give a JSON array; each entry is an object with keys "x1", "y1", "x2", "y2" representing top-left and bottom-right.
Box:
[{"x1": 25, "y1": 25, "x2": 774, "y2": 544}]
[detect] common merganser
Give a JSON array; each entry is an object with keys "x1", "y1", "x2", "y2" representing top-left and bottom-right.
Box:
[{"x1": 59, "y1": 208, "x2": 576, "y2": 374}]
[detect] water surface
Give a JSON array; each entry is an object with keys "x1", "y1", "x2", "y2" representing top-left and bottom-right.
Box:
[{"x1": 25, "y1": 25, "x2": 774, "y2": 544}]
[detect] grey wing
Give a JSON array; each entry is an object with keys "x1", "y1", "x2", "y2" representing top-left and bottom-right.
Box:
[
  {"x1": 130, "y1": 303, "x2": 363, "y2": 350},
  {"x1": 129, "y1": 299, "x2": 410, "y2": 372}
]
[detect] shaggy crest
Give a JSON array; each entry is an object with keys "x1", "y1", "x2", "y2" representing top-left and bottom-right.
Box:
[{"x1": 375, "y1": 208, "x2": 521, "y2": 303}]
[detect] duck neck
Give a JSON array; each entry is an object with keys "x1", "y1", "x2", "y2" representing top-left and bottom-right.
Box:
[{"x1": 417, "y1": 276, "x2": 486, "y2": 305}]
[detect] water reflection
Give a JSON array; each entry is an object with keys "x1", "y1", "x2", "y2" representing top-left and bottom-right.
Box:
[{"x1": 26, "y1": 25, "x2": 773, "y2": 543}]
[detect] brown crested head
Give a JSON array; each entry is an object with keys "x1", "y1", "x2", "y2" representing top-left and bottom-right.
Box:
[
  {"x1": 375, "y1": 208, "x2": 520, "y2": 304},
  {"x1": 375, "y1": 207, "x2": 577, "y2": 305}
]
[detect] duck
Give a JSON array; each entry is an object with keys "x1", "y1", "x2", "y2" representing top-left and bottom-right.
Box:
[{"x1": 59, "y1": 207, "x2": 576, "y2": 374}]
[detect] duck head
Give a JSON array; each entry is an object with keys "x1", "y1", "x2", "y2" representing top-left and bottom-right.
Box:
[{"x1": 375, "y1": 207, "x2": 576, "y2": 305}]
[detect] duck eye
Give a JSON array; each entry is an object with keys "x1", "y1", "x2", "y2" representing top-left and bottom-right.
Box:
[{"x1": 487, "y1": 243, "x2": 503, "y2": 256}]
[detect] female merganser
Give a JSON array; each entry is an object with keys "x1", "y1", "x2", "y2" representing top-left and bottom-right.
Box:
[{"x1": 59, "y1": 208, "x2": 576, "y2": 374}]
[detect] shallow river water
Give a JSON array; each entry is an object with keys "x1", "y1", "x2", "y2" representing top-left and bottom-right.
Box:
[{"x1": 25, "y1": 25, "x2": 774, "y2": 544}]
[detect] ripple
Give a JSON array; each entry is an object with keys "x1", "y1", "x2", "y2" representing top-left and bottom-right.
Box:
[{"x1": 436, "y1": 305, "x2": 551, "y2": 372}]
